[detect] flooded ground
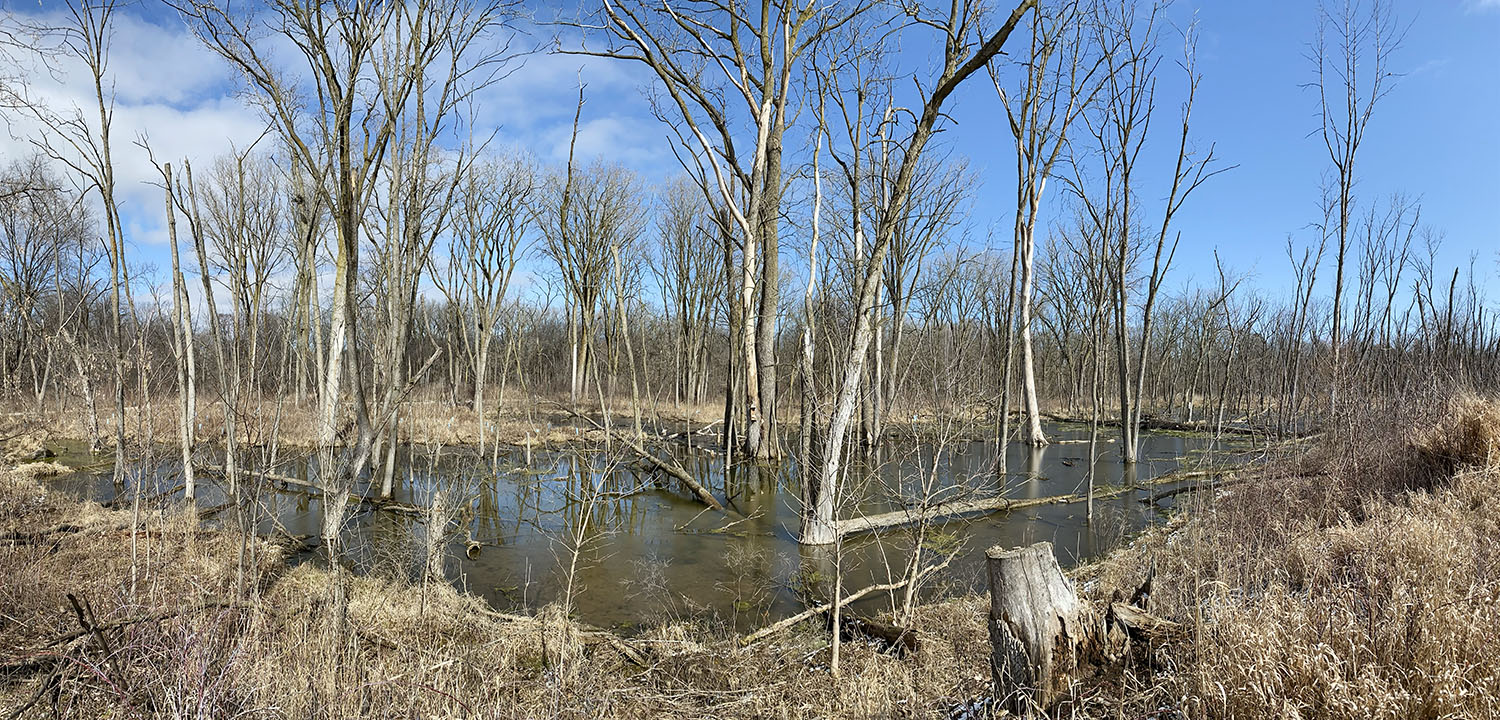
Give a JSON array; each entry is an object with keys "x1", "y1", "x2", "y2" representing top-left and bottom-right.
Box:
[{"x1": 41, "y1": 422, "x2": 1251, "y2": 631}]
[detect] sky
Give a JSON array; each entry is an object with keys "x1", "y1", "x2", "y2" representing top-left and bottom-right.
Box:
[{"x1": 0, "y1": 0, "x2": 1495, "y2": 307}]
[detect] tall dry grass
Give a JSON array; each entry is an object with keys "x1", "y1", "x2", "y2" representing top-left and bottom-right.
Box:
[
  {"x1": 1080, "y1": 394, "x2": 1500, "y2": 719},
  {"x1": 5, "y1": 395, "x2": 1498, "y2": 718}
]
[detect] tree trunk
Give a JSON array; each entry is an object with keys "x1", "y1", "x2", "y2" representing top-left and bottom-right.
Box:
[
  {"x1": 160, "y1": 165, "x2": 196, "y2": 504},
  {"x1": 1018, "y1": 228, "x2": 1047, "y2": 446},
  {"x1": 987, "y1": 542, "x2": 1094, "y2": 715}
]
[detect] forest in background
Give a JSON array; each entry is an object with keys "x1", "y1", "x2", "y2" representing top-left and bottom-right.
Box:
[{"x1": 0, "y1": 0, "x2": 1493, "y2": 545}]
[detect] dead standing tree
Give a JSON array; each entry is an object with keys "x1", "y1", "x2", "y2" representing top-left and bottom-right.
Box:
[
  {"x1": 990, "y1": 0, "x2": 1103, "y2": 448},
  {"x1": 801, "y1": 0, "x2": 1036, "y2": 545},
  {"x1": 15, "y1": 1, "x2": 134, "y2": 484},
  {"x1": 143, "y1": 153, "x2": 198, "y2": 503},
  {"x1": 434, "y1": 151, "x2": 533, "y2": 455},
  {"x1": 1066, "y1": 1, "x2": 1227, "y2": 463},
  {"x1": 1310, "y1": 0, "x2": 1403, "y2": 421},
  {"x1": 576, "y1": 0, "x2": 875, "y2": 461},
  {"x1": 177, "y1": 0, "x2": 516, "y2": 516}
]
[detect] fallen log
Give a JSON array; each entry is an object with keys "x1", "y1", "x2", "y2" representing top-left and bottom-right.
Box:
[
  {"x1": 473, "y1": 606, "x2": 650, "y2": 667},
  {"x1": 1141, "y1": 474, "x2": 1245, "y2": 504},
  {"x1": 838, "y1": 484, "x2": 1141, "y2": 538},
  {"x1": 1140, "y1": 416, "x2": 1264, "y2": 437},
  {"x1": 1043, "y1": 413, "x2": 1267, "y2": 437},
  {"x1": 196, "y1": 465, "x2": 427, "y2": 517},
  {"x1": 741, "y1": 554, "x2": 954, "y2": 646},
  {"x1": 834, "y1": 613, "x2": 919, "y2": 657},
  {"x1": 558, "y1": 406, "x2": 731, "y2": 515},
  {"x1": 1107, "y1": 601, "x2": 1181, "y2": 641}
]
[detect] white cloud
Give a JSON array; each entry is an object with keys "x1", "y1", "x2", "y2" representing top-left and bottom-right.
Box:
[
  {"x1": 0, "y1": 7, "x2": 268, "y2": 263},
  {"x1": 470, "y1": 28, "x2": 671, "y2": 173},
  {"x1": 0, "y1": 5, "x2": 677, "y2": 291}
]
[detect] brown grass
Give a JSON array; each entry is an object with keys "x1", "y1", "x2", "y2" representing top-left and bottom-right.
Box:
[
  {"x1": 0, "y1": 467, "x2": 998, "y2": 718},
  {"x1": 21, "y1": 391, "x2": 728, "y2": 451},
  {"x1": 1076, "y1": 394, "x2": 1500, "y2": 719}
]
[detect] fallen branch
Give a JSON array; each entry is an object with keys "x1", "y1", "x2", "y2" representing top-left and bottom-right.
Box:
[
  {"x1": 1042, "y1": 413, "x2": 1270, "y2": 437},
  {"x1": 557, "y1": 406, "x2": 731, "y2": 515},
  {"x1": 196, "y1": 465, "x2": 427, "y2": 517},
  {"x1": 47, "y1": 599, "x2": 245, "y2": 649},
  {"x1": 741, "y1": 554, "x2": 955, "y2": 646},
  {"x1": 1141, "y1": 474, "x2": 1245, "y2": 504}
]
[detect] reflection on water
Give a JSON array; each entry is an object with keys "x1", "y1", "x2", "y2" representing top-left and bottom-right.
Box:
[{"x1": 42, "y1": 422, "x2": 1247, "y2": 630}]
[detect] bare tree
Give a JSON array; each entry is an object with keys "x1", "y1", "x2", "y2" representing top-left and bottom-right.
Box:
[
  {"x1": 1067, "y1": 2, "x2": 1226, "y2": 463},
  {"x1": 650, "y1": 176, "x2": 719, "y2": 407},
  {"x1": 801, "y1": 0, "x2": 1035, "y2": 545},
  {"x1": 14, "y1": 0, "x2": 134, "y2": 484},
  {"x1": 990, "y1": 0, "x2": 1102, "y2": 447},
  {"x1": 577, "y1": 0, "x2": 879, "y2": 461},
  {"x1": 177, "y1": 0, "x2": 518, "y2": 507},
  {"x1": 534, "y1": 138, "x2": 648, "y2": 411},
  {"x1": 147, "y1": 157, "x2": 197, "y2": 503},
  {"x1": 1310, "y1": 0, "x2": 1404, "y2": 418},
  {"x1": 436, "y1": 151, "x2": 534, "y2": 455}
]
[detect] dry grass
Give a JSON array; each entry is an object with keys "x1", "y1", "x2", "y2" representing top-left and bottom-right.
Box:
[
  {"x1": 1076, "y1": 393, "x2": 1500, "y2": 719},
  {"x1": 0, "y1": 467, "x2": 999, "y2": 719},
  {"x1": 22, "y1": 391, "x2": 727, "y2": 451}
]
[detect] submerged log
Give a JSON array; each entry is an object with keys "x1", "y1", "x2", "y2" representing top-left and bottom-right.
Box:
[
  {"x1": 1043, "y1": 412, "x2": 1268, "y2": 437},
  {"x1": 560, "y1": 408, "x2": 733, "y2": 515}
]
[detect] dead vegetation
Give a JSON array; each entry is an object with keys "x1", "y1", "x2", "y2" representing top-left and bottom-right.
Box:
[
  {"x1": 0, "y1": 466, "x2": 999, "y2": 719},
  {"x1": 1073, "y1": 394, "x2": 1500, "y2": 719},
  {"x1": 3, "y1": 395, "x2": 1498, "y2": 718}
]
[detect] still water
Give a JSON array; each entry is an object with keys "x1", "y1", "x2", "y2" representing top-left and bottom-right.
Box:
[{"x1": 43, "y1": 422, "x2": 1246, "y2": 631}]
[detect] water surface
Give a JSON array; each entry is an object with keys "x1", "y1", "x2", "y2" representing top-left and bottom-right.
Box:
[{"x1": 41, "y1": 422, "x2": 1248, "y2": 630}]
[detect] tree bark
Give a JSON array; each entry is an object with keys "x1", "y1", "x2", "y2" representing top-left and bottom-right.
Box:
[{"x1": 987, "y1": 541, "x2": 1094, "y2": 715}]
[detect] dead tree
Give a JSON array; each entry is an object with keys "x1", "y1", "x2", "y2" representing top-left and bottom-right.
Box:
[
  {"x1": 435, "y1": 151, "x2": 533, "y2": 454},
  {"x1": 149, "y1": 158, "x2": 197, "y2": 503},
  {"x1": 991, "y1": 0, "x2": 1103, "y2": 447},
  {"x1": 650, "y1": 175, "x2": 718, "y2": 407},
  {"x1": 1311, "y1": 0, "x2": 1404, "y2": 418},
  {"x1": 801, "y1": 0, "x2": 1036, "y2": 545},
  {"x1": 178, "y1": 0, "x2": 518, "y2": 510},
  {"x1": 577, "y1": 0, "x2": 878, "y2": 460},
  {"x1": 1067, "y1": 3, "x2": 1226, "y2": 463}
]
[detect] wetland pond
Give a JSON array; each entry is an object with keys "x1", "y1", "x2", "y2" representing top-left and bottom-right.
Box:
[{"x1": 43, "y1": 422, "x2": 1251, "y2": 632}]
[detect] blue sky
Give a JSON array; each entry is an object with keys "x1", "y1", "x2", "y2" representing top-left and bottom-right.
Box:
[{"x1": 1, "y1": 0, "x2": 1495, "y2": 306}]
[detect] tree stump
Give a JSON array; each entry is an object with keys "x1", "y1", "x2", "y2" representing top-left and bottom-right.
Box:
[{"x1": 986, "y1": 541, "x2": 1094, "y2": 715}]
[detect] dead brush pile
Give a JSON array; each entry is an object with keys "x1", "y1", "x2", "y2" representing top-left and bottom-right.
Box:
[
  {"x1": 1085, "y1": 395, "x2": 1500, "y2": 720},
  {"x1": 0, "y1": 468, "x2": 996, "y2": 719}
]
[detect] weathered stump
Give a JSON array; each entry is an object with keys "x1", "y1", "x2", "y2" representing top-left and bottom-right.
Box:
[{"x1": 986, "y1": 541, "x2": 1095, "y2": 715}]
